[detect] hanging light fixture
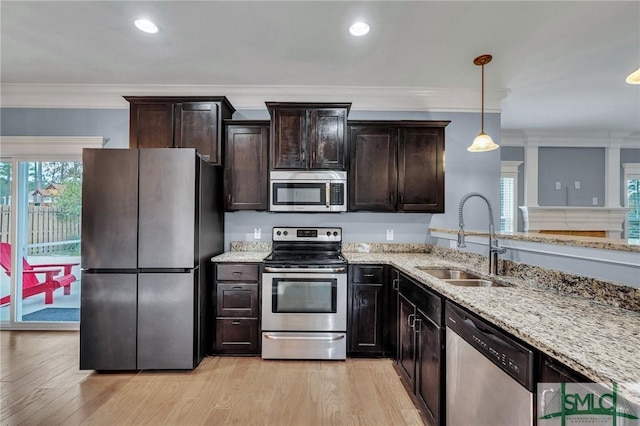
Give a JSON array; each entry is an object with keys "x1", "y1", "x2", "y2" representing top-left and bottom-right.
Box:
[{"x1": 468, "y1": 54, "x2": 499, "y2": 152}]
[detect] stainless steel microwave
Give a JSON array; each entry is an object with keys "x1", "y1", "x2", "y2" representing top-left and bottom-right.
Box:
[{"x1": 269, "y1": 171, "x2": 347, "y2": 212}]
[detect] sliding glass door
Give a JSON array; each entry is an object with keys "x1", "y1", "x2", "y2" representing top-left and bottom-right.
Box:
[{"x1": 0, "y1": 159, "x2": 82, "y2": 327}]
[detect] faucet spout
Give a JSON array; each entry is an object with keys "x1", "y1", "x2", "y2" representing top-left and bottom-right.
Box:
[{"x1": 457, "y1": 192, "x2": 505, "y2": 275}]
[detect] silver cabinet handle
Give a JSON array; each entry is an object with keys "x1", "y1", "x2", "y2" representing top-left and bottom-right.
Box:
[
  {"x1": 392, "y1": 278, "x2": 399, "y2": 290},
  {"x1": 363, "y1": 273, "x2": 375, "y2": 277},
  {"x1": 414, "y1": 318, "x2": 421, "y2": 334},
  {"x1": 408, "y1": 313, "x2": 415, "y2": 328}
]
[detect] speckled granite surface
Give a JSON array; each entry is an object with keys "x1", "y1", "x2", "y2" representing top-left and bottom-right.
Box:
[
  {"x1": 430, "y1": 227, "x2": 640, "y2": 252},
  {"x1": 210, "y1": 251, "x2": 270, "y2": 263},
  {"x1": 427, "y1": 245, "x2": 640, "y2": 313},
  {"x1": 342, "y1": 242, "x2": 429, "y2": 253},
  {"x1": 344, "y1": 252, "x2": 640, "y2": 404}
]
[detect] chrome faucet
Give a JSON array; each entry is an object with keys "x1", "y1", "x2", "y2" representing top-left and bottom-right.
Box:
[{"x1": 457, "y1": 192, "x2": 507, "y2": 276}]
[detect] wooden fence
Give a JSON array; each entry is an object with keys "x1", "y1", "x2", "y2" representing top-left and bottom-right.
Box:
[{"x1": 0, "y1": 205, "x2": 80, "y2": 255}]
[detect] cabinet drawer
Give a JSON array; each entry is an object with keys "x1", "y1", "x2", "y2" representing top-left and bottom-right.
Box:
[
  {"x1": 351, "y1": 265, "x2": 385, "y2": 283},
  {"x1": 215, "y1": 318, "x2": 259, "y2": 354},
  {"x1": 216, "y1": 283, "x2": 259, "y2": 317},
  {"x1": 216, "y1": 264, "x2": 260, "y2": 281}
]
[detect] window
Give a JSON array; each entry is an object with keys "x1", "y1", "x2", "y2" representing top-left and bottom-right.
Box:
[
  {"x1": 0, "y1": 137, "x2": 102, "y2": 328},
  {"x1": 623, "y1": 163, "x2": 640, "y2": 244},
  {"x1": 500, "y1": 161, "x2": 523, "y2": 233}
]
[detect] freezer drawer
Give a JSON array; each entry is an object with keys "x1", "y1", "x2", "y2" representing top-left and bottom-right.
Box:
[
  {"x1": 137, "y1": 272, "x2": 196, "y2": 370},
  {"x1": 80, "y1": 273, "x2": 137, "y2": 370}
]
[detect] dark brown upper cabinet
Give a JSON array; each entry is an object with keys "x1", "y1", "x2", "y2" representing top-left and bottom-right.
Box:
[
  {"x1": 266, "y1": 102, "x2": 351, "y2": 170},
  {"x1": 125, "y1": 96, "x2": 235, "y2": 165},
  {"x1": 224, "y1": 121, "x2": 269, "y2": 211},
  {"x1": 348, "y1": 121, "x2": 449, "y2": 213}
]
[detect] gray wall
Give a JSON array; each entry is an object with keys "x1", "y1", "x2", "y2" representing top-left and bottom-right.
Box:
[
  {"x1": 538, "y1": 147, "x2": 605, "y2": 207},
  {"x1": 0, "y1": 106, "x2": 502, "y2": 250},
  {"x1": 1, "y1": 108, "x2": 129, "y2": 148}
]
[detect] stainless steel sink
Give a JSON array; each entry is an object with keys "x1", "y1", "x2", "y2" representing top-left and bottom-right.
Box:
[
  {"x1": 443, "y1": 279, "x2": 506, "y2": 288},
  {"x1": 415, "y1": 268, "x2": 481, "y2": 280}
]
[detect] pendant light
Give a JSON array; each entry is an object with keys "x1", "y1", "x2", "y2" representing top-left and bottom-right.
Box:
[{"x1": 468, "y1": 54, "x2": 499, "y2": 152}]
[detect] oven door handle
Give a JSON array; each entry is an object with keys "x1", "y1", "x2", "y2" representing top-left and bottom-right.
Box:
[
  {"x1": 263, "y1": 334, "x2": 345, "y2": 341},
  {"x1": 263, "y1": 266, "x2": 346, "y2": 273}
]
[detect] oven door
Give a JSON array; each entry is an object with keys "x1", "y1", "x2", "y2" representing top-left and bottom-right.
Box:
[{"x1": 262, "y1": 271, "x2": 347, "y2": 332}]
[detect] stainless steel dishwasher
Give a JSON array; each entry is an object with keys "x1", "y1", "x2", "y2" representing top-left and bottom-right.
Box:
[{"x1": 445, "y1": 301, "x2": 535, "y2": 426}]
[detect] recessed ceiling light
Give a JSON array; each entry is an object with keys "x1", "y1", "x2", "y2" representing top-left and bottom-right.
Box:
[
  {"x1": 626, "y1": 67, "x2": 640, "y2": 84},
  {"x1": 134, "y1": 19, "x2": 159, "y2": 34},
  {"x1": 349, "y1": 22, "x2": 370, "y2": 36}
]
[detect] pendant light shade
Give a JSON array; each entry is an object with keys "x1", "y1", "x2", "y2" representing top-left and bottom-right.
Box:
[{"x1": 468, "y1": 54, "x2": 499, "y2": 152}]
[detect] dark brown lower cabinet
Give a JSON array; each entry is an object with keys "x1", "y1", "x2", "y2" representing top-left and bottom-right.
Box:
[
  {"x1": 214, "y1": 263, "x2": 261, "y2": 355},
  {"x1": 215, "y1": 318, "x2": 259, "y2": 353},
  {"x1": 348, "y1": 265, "x2": 387, "y2": 356},
  {"x1": 396, "y1": 273, "x2": 443, "y2": 426}
]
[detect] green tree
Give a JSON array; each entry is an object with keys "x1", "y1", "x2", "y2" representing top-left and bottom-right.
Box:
[{"x1": 55, "y1": 178, "x2": 82, "y2": 220}]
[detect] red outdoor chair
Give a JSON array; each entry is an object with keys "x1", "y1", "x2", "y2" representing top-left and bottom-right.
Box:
[{"x1": 0, "y1": 242, "x2": 79, "y2": 306}]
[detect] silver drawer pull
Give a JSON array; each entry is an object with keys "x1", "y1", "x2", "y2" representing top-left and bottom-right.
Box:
[
  {"x1": 363, "y1": 273, "x2": 375, "y2": 277},
  {"x1": 263, "y1": 334, "x2": 345, "y2": 341},
  {"x1": 232, "y1": 286, "x2": 243, "y2": 290},
  {"x1": 232, "y1": 272, "x2": 242, "y2": 276},
  {"x1": 231, "y1": 320, "x2": 241, "y2": 325}
]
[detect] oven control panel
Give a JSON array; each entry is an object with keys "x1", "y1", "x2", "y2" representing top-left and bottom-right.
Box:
[{"x1": 272, "y1": 227, "x2": 342, "y2": 242}]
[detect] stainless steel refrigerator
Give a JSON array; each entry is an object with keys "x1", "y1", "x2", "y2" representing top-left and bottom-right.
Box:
[{"x1": 80, "y1": 148, "x2": 223, "y2": 370}]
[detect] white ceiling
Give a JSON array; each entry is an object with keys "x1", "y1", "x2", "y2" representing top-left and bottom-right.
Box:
[{"x1": 1, "y1": 1, "x2": 639, "y2": 136}]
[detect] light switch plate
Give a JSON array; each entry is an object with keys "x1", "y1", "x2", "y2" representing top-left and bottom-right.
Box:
[
  {"x1": 574, "y1": 181, "x2": 581, "y2": 189},
  {"x1": 592, "y1": 197, "x2": 598, "y2": 205},
  {"x1": 556, "y1": 182, "x2": 561, "y2": 190}
]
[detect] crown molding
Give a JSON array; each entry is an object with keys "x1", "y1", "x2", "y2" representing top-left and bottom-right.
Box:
[
  {"x1": 501, "y1": 129, "x2": 640, "y2": 148},
  {"x1": 0, "y1": 83, "x2": 508, "y2": 112}
]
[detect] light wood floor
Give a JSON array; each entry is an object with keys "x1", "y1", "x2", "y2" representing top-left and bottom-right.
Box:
[{"x1": 0, "y1": 331, "x2": 424, "y2": 425}]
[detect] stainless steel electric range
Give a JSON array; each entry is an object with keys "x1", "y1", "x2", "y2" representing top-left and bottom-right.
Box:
[{"x1": 261, "y1": 227, "x2": 347, "y2": 360}]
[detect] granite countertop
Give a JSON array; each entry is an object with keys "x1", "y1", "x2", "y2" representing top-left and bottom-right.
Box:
[
  {"x1": 211, "y1": 251, "x2": 270, "y2": 263},
  {"x1": 344, "y1": 252, "x2": 640, "y2": 404},
  {"x1": 211, "y1": 249, "x2": 640, "y2": 404},
  {"x1": 430, "y1": 227, "x2": 640, "y2": 253}
]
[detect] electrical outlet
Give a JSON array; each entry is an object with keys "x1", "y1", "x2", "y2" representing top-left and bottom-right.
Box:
[
  {"x1": 555, "y1": 182, "x2": 561, "y2": 190},
  {"x1": 592, "y1": 197, "x2": 598, "y2": 206},
  {"x1": 254, "y1": 228, "x2": 261, "y2": 239},
  {"x1": 449, "y1": 240, "x2": 457, "y2": 248},
  {"x1": 386, "y1": 229, "x2": 394, "y2": 241},
  {"x1": 574, "y1": 181, "x2": 581, "y2": 190}
]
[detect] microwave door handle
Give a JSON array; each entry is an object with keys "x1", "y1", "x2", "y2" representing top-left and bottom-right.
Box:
[{"x1": 326, "y1": 182, "x2": 330, "y2": 208}]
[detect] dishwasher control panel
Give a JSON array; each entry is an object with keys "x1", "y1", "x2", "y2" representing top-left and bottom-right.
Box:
[{"x1": 446, "y1": 301, "x2": 535, "y2": 391}]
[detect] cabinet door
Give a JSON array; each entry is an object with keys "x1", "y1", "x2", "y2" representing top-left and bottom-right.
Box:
[
  {"x1": 271, "y1": 108, "x2": 307, "y2": 169},
  {"x1": 349, "y1": 283, "x2": 385, "y2": 354},
  {"x1": 216, "y1": 318, "x2": 260, "y2": 354},
  {"x1": 398, "y1": 127, "x2": 445, "y2": 212},
  {"x1": 216, "y1": 283, "x2": 259, "y2": 317},
  {"x1": 225, "y1": 125, "x2": 269, "y2": 210},
  {"x1": 310, "y1": 109, "x2": 347, "y2": 169},
  {"x1": 138, "y1": 273, "x2": 195, "y2": 370},
  {"x1": 415, "y1": 309, "x2": 443, "y2": 426},
  {"x1": 348, "y1": 126, "x2": 397, "y2": 211},
  {"x1": 398, "y1": 293, "x2": 416, "y2": 387},
  {"x1": 174, "y1": 102, "x2": 221, "y2": 164},
  {"x1": 130, "y1": 103, "x2": 173, "y2": 148},
  {"x1": 80, "y1": 273, "x2": 137, "y2": 370}
]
